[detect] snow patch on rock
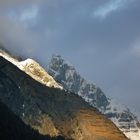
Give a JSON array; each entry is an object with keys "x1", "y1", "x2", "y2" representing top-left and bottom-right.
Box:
[{"x1": 0, "y1": 51, "x2": 63, "y2": 89}]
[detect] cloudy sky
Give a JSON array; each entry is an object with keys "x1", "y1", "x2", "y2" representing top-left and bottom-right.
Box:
[{"x1": 0, "y1": 0, "x2": 140, "y2": 111}]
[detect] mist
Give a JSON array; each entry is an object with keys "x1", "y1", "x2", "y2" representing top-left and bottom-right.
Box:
[{"x1": 0, "y1": 0, "x2": 140, "y2": 111}]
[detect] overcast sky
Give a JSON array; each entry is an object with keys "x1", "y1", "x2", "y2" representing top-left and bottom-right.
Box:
[{"x1": 0, "y1": 0, "x2": 140, "y2": 111}]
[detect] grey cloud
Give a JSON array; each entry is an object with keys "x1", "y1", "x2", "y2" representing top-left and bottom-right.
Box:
[
  {"x1": 0, "y1": 0, "x2": 140, "y2": 111},
  {"x1": 93, "y1": 0, "x2": 133, "y2": 19}
]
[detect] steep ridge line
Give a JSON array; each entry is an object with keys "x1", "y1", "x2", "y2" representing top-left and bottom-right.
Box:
[
  {"x1": 0, "y1": 50, "x2": 63, "y2": 89},
  {"x1": 0, "y1": 56, "x2": 128, "y2": 140}
]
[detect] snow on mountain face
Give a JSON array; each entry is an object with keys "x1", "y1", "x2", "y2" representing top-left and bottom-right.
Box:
[
  {"x1": 0, "y1": 50, "x2": 63, "y2": 89},
  {"x1": 48, "y1": 55, "x2": 109, "y2": 111},
  {"x1": 48, "y1": 55, "x2": 140, "y2": 140},
  {"x1": 18, "y1": 59, "x2": 63, "y2": 89},
  {"x1": 105, "y1": 99, "x2": 140, "y2": 140}
]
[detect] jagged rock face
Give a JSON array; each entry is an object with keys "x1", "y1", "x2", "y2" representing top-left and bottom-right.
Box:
[
  {"x1": 105, "y1": 99, "x2": 140, "y2": 140},
  {"x1": 0, "y1": 56, "x2": 128, "y2": 140},
  {"x1": 48, "y1": 55, "x2": 140, "y2": 140},
  {"x1": 48, "y1": 55, "x2": 109, "y2": 111}
]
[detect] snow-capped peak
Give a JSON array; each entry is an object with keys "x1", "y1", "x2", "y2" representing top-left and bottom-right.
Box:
[{"x1": 0, "y1": 50, "x2": 63, "y2": 89}]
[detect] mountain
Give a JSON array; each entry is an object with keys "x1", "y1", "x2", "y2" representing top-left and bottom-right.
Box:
[
  {"x1": 0, "y1": 52, "x2": 128, "y2": 140},
  {"x1": 48, "y1": 55, "x2": 140, "y2": 140}
]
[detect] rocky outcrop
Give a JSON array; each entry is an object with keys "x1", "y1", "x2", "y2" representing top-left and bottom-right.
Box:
[
  {"x1": 48, "y1": 55, "x2": 140, "y2": 140},
  {"x1": 0, "y1": 50, "x2": 63, "y2": 89},
  {"x1": 48, "y1": 55, "x2": 109, "y2": 111},
  {"x1": 0, "y1": 56, "x2": 128, "y2": 140}
]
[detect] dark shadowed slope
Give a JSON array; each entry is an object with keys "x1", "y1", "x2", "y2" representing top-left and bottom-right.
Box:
[{"x1": 0, "y1": 100, "x2": 68, "y2": 140}]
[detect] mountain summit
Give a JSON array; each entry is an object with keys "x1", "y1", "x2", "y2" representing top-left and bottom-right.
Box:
[{"x1": 48, "y1": 55, "x2": 140, "y2": 140}]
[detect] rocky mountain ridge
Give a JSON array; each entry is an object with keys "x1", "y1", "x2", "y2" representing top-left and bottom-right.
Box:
[
  {"x1": 48, "y1": 55, "x2": 140, "y2": 140},
  {"x1": 0, "y1": 53, "x2": 128, "y2": 140},
  {"x1": 0, "y1": 100, "x2": 68, "y2": 140},
  {"x1": 0, "y1": 50, "x2": 63, "y2": 89}
]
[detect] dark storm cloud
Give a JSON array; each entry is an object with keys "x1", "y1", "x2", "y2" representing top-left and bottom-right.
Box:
[{"x1": 0, "y1": 0, "x2": 140, "y2": 111}]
